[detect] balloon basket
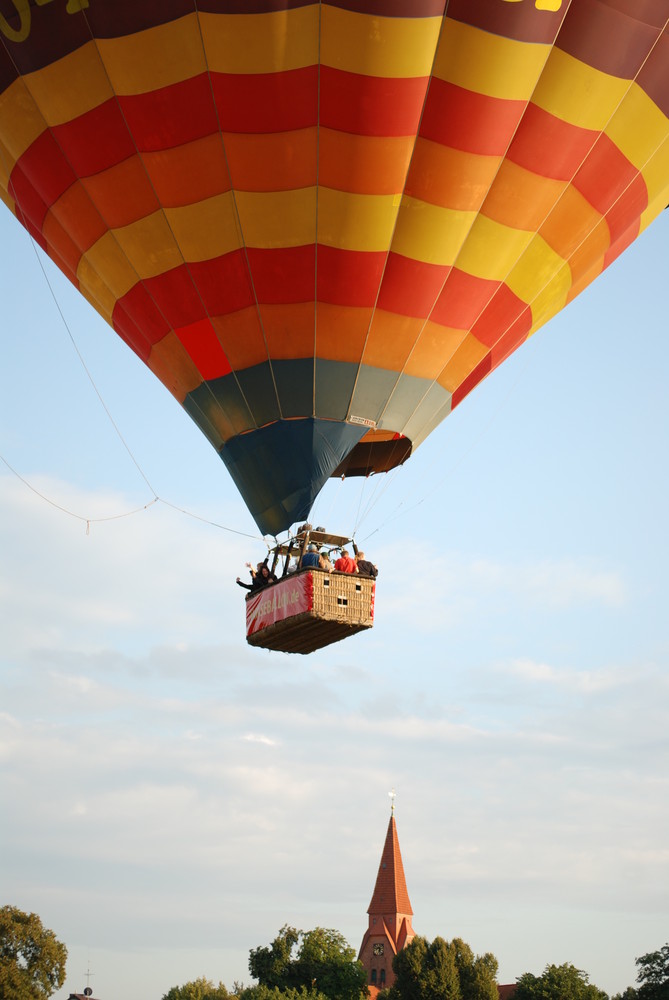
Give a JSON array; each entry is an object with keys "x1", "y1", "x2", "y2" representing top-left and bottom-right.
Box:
[{"x1": 245, "y1": 571, "x2": 375, "y2": 654}]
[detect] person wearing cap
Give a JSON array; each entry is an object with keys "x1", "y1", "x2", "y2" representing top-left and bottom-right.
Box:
[
  {"x1": 318, "y1": 549, "x2": 334, "y2": 572},
  {"x1": 299, "y1": 543, "x2": 320, "y2": 569}
]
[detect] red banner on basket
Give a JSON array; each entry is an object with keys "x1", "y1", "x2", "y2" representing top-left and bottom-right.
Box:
[{"x1": 246, "y1": 573, "x2": 314, "y2": 636}]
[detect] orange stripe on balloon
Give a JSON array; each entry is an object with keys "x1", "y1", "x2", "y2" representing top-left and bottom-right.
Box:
[
  {"x1": 261, "y1": 303, "x2": 316, "y2": 361},
  {"x1": 47, "y1": 181, "x2": 107, "y2": 254},
  {"x1": 224, "y1": 130, "x2": 317, "y2": 192},
  {"x1": 319, "y1": 130, "x2": 414, "y2": 195},
  {"x1": 403, "y1": 321, "x2": 468, "y2": 381},
  {"x1": 81, "y1": 155, "x2": 160, "y2": 230},
  {"x1": 315, "y1": 303, "x2": 373, "y2": 364},
  {"x1": 439, "y1": 335, "x2": 490, "y2": 397},
  {"x1": 539, "y1": 184, "x2": 604, "y2": 262},
  {"x1": 143, "y1": 134, "x2": 231, "y2": 208},
  {"x1": 211, "y1": 308, "x2": 267, "y2": 372},
  {"x1": 404, "y1": 139, "x2": 499, "y2": 211},
  {"x1": 363, "y1": 310, "x2": 428, "y2": 371},
  {"x1": 482, "y1": 159, "x2": 567, "y2": 232}
]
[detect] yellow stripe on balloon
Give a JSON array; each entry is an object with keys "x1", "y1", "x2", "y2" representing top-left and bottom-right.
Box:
[
  {"x1": 97, "y1": 13, "x2": 206, "y2": 96},
  {"x1": 521, "y1": 255, "x2": 572, "y2": 332},
  {"x1": 236, "y1": 188, "x2": 316, "y2": 248},
  {"x1": 453, "y1": 214, "x2": 533, "y2": 280},
  {"x1": 318, "y1": 189, "x2": 398, "y2": 252},
  {"x1": 505, "y1": 232, "x2": 570, "y2": 308},
  {"x1": 0, "y1": 79, "x2": 45, "y2": 167},
  {"x1": 0, "y1": 184, "x2": 14, "y2": 215},
  {"x1": 201, "y1": 7, "x2": 319, "y2": 75},
  {"x1": 113, "y1": 211, "x2": 183, "y2": 279},
  {"x1": 433, "y1": 18, "x2": 549, "y2": 99},
  {"x1": 22, "y1": 42, "x2": 112, "y2": 126},
  {"x1": 392, "y1": 197, "x2": 476, "y2": 266},
  {"x1": 532, "y1": 47, "x2": 629, "y2": 131},
  {"x1": 321, "y1": 6, "x2": 441, "y2": 78},
  {"x1": 148, "y1": 332, "x2": 203, "y2": 403},
  {"x1": 606, "y1": 82, "x2": 669, "y2": 172},
  {"x1": 165, "y1": 192, "x2": 242, "y2": 263},
  {"x1": 638, "y1": 136, "x2": 669, "y2": 232},
  {"x1": 77, "y1": 231, "x2": 138, "y2": 308}
]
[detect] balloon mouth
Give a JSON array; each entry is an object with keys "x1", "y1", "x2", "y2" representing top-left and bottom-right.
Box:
[{"x1": 332, "y1": 430, "x2": 413, "y2": 478}]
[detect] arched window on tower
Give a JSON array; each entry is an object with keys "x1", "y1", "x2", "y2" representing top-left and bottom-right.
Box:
[
  {"x1": 380, "y1": 969, "x2": 386, "y2": 986},
  {"x1": 371, "y1": 970, "x2": 377, "y2": 985}
]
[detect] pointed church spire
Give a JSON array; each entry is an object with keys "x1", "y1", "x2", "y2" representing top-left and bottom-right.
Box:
[
  {"x1": 367, "y1": 805, "x2": 413, "y2": 918},
  {"x1": 358, "y1": 796, "x2": 415, "y2": 994}
]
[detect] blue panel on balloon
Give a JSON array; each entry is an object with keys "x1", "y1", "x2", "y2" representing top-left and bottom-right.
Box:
[{"x1": 220, "y1": 418, "x2": 367, "y2": 536}]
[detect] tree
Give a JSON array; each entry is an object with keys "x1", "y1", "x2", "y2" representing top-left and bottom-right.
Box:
[
  {"x1": 249, "y1": 926, "x2": 301, "y2": 991},
  {"x1": 384, "y1": 935, "x2": 498, "y2": 1000},
  {"x1": 248, "y1": 926, "x2": 367, "y2": 1000},
  {"x1": 239, "y1": 987, "x2": 328, "y2": 1000},
  {"x1": 0, "y1": 906, "x2": 67, "y2": 1000},
  {"x1": 452, "y1": 938, "x2": 499, "y2": 1000},
  {"x1": 612, "y1": 988, "x2": 638, "y2": 1000},
  {"x1": 161, "y1": 977, "x2": 232, "y2": 1000},
  {"x1": 514, "y1": 963, "x2": 608, "y2": 1000},
  {"x1": 636, "y1": 944, "x2": 669, "y2": 1000}
]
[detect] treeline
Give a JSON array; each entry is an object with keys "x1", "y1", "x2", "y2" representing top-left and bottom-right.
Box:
[
  {"x1": 161, "y1": 928, "x2": 669, "y2": 1000},
  {"x1": 1, "y1": 905, "x2": 666, "y2": 1000}
]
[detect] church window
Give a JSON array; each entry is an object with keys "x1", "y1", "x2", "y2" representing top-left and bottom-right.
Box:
[
  {"x1": 371, "y1": 970, "x2": 377, "y2": 984},
  {"x1": 380, "y1": 969, "x2": 386, "y2": 985}
]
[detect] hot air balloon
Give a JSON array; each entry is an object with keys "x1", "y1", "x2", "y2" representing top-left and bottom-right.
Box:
[{"x1": 1, "y1": 0, "x2": 668, "y2": 648}]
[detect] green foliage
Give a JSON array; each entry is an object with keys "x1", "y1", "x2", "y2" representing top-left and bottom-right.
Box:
[
  {"x1": 636, "y1": 945, "x2": 669, "y2": 1000},
  {"x1": 248, "y1": 926, "x2": 367, "y2": 1000},
  {"x1": 161, "y1": 976, "x2": 232, "y2": 1000},
  {"x1": 385, "y1": 935, "x2": 498, "y2": 1000},
  {"x1": 612, "y1": 988, "x2": 638, "y2": 1000},
  {"x1": 0, "y1": 906, "x2": 67, "y2": 1000},
  {"x1": 514, "y1": 963, "x2": 608, "y2": 1000},
  {"x1": 249, "y1": 926, "x2": 301, "y2": 991},
  {"x1": 239, "y1": 986, "x2": 328, "y2": 1000}
]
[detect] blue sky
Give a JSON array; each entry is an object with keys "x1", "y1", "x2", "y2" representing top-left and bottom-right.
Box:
[{"x1": 1, "y1": 204, "x2": 668, "y2": 1000}]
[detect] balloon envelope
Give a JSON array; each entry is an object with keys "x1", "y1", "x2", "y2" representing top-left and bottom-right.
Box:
[{"x1": 1, "y1": 1, "x2": 667, "y2": 535}]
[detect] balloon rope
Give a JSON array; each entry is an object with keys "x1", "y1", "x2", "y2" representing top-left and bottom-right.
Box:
[
  {"x1": 0, "y1": 453, "x2": 263, "y2": 540},
  {"x1": 0, "y1": 452, "x2": 158, "y2": 526},
  {"x1": 26, "y1": 235, "x2": 159, "y2": 498},
  {"x1": 358, "y1": 345, "x2": 537, "y2": 543},
  {"x1": 156, "y1": 498, "x2": 264, "y2": 540}
]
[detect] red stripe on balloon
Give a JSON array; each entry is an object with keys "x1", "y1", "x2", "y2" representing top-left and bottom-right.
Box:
[
  {"x1": 176, "y1": 318, "x2": 233, "y2": 379},
  {"x1": 211, "y1": 67, "x2": 318, "y2": 133},
  {"x1": 317, "y1": 246, "x2": 385, "y2": 307},
  {"x1": 507, "y1": 103, "x2": 598, "y2": 182},
  {"x1": 320, "y1": 67, "x2": 430, "y2": 137},
  {"x1": 421, "y1": 79, "x2": 526, "y2": 155},
  {"x1": 377, "y1": 253, "x2": 451, "y2": 318}
]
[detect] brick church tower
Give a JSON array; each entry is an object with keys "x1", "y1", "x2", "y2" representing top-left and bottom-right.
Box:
[{"x1": 358, "y1": 800, "x2": 415, "y2": 994}]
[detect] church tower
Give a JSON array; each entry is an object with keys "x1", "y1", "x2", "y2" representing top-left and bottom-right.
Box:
[{"x1": 358, "y1": 798, "x2": 415, "y2": 993}]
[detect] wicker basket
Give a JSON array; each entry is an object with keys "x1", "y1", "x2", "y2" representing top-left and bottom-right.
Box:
[{"x1": 246, "y1": 571, "x2": 375, "y2": 654}]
